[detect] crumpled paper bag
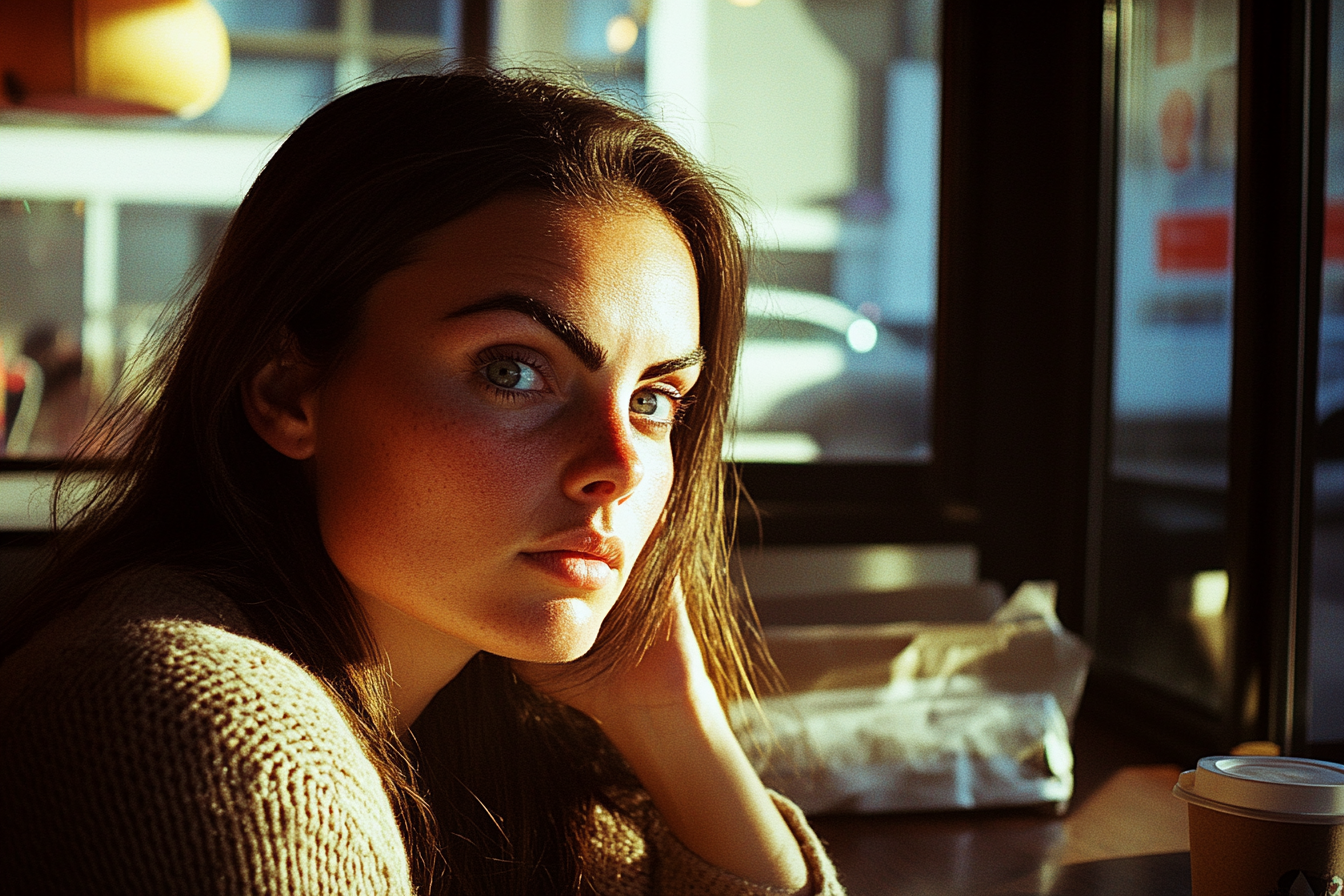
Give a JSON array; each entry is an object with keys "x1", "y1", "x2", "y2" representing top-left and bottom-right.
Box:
[{"x1": 732, "y1": 581, "x2": 1091, "y2": 815}]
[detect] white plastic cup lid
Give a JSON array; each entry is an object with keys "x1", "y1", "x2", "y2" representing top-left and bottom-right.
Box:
[{"x1": 1173, "y1": 756, "x2": 1344, "y2": 823}]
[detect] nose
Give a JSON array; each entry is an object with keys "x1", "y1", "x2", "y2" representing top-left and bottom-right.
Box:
[{"x1": 562, "y1": 403, "x2": 645, "y2": 505}]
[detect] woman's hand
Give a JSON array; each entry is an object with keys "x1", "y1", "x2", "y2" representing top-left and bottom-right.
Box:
[
  {"x1": 513, "y1": 581, "x2": 712, "y2": 725},
  {"x1": 513, "y1": 584, "x2": 813, "y2": 894}
]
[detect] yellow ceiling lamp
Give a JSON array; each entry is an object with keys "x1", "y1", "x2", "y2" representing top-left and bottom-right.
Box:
[{"x1": 0, "y1": 0, "x2": 230, "y2": 119}]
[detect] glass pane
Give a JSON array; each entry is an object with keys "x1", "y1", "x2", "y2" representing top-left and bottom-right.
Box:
[
  {"x1": 117, "y1": 206, "x2": 230, "y2": 386},
  {"x1": 566, "y1": 0, "x2": 646, "y2": 61},
  {"x1": 1099, "y1": 0, "x2": 1239, "y2": 710},
  {"x1": 495, "y1": 0, "x2": 939, "y2": 463},
  {"x1": 373, "y1": 0, "x2": 447, "y2": 35},
  {"x1": 212, "y1": 0, "x2": 339, "y2": 32},
  {"x1": 0, "y1": 202, "x2": 228, "y2": 460},
  {"x1": 496, "y1": 0, "x2": 646, "y2": 106},
  {"x1": 194, "y1": 56, "x2": 338, "y2": 133},
  {"x1": 1308, "y1": 0, "x2": 1344, "y2": 747},
  {"x1": 1, "y1": 201, "x2": 86, "y2": 458}
]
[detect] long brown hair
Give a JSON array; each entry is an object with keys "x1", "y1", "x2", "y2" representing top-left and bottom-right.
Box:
[{"x1": 4, "y1": 67, "x2": 764, "y2": 893}]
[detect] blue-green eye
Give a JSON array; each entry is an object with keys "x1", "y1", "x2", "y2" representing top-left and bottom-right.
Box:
[
  {"x1": 483, "y1": 358, "x2": 543, "y2": 391},
  {"x1": 630, "y1": 387, "x2": 680, "y2": 422}
]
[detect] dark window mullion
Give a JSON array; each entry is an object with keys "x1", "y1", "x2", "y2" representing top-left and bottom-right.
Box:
[{"x1": 1226, "y1": 0, "x2": 1330, "y2": 754}]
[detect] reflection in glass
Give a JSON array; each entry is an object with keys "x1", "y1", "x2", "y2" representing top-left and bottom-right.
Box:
[
  {"x1": 195, "y1": 57, "x2": 338, "y2": 133},
  {"x1": 0, "y1": 202, "x2": 228, "y2": 459},
  {"x1": 117, "y1": 206, "x2": 231, "y2": 387},
  {"x1": 1111, "y1": 0, "x2": 1237, "y2": 482},
  {"x1": 733, "y1": 287, "x2": 929, "y2": 462},
  {"x1": 1, "y1": 201, "x2": 86, "y2": 458},
  {"x1": 1099, "y1": 0, "x2": 1238, "y2": 710}
]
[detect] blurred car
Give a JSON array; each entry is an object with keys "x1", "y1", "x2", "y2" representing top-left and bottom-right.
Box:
[{"x1": 728, "y1": 286, "x2": 931, "y2": 462}]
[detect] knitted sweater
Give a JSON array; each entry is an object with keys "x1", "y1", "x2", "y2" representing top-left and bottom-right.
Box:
[{"x1": 0, "y1": 569, "x2": 843, "y2": 895}]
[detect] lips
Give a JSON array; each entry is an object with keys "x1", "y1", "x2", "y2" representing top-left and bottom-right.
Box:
[{"x1": 520, "y1": 530, "x2": 624, "y2": 591}]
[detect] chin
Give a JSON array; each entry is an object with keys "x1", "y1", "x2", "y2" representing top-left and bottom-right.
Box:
[
  {"x1": 530, "y1": 622, "x2": 604, "y2": 664},
  {"x1": 493, "y1": 596, "x2": 607, "y2": 663}
]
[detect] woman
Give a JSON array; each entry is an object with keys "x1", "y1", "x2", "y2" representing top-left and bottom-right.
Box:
[{"x1": 0, "y1": 68, "x2": 843, "y2": 895}]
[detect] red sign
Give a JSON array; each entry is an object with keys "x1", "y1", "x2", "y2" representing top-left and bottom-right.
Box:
[
  {"x1": 1324, "y1": 201, "x2": 1344, "y2": 261},
  {"x1": 1156, "y1": 211, "x2": 1231, "y2": 272}
]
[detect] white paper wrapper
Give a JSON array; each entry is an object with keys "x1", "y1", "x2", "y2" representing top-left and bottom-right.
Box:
[{"x1": 733, "y1": 581, "x2": 1091, "y2": 815}]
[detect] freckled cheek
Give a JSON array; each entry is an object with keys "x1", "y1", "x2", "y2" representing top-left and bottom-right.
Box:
[
  {"x1": 380, "y1": 396, "x2": 552, "y2": 519},
  {"x1": 315, "y1": 377, "x2": 550, "y2": 575}
]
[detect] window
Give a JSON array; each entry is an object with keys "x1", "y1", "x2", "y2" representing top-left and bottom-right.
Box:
[
  {"x1": 1098, "y1": 0, "x2": 1239, "y2": 714},
  {"x1": 1, "y1": 0, "x2": 463, "y2": 477},
  {"x1": 3, "y1": 0, "x2": 949, "y2": 542}
]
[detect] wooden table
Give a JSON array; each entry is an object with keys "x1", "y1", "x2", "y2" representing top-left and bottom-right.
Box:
[{"x1": 809, "y1": 717, "x2": 1193, "y2": 895}]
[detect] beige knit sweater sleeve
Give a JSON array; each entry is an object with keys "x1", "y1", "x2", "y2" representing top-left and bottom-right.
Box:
[
  {"x1": 0, "y1": 575, "x2": 414, "y2": 896},
  {"x1": 650, "y1": 793, "x2": 845, "y2": 895},
  {"x1": 590, "y1": 789, "x2": 845, "y2": 896}
]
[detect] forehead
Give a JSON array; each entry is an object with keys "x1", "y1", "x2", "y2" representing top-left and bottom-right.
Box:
[
  {"x1": 377, "y1": 193, "x2": 701, "y2": 327},
  {"x1": 412, "y1": 191, "x2": 690, "y2": 269}
]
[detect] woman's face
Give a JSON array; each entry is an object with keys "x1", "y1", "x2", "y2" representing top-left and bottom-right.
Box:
[{"x1": 306, "y1": 193, "x2": 702, "y2": 668}]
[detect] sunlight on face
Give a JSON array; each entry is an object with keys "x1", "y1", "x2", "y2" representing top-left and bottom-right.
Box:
[{"x1": 306, "y1": 193, "x2": 702, "y2": 676}]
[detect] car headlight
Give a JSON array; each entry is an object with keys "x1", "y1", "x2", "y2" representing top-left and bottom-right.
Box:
[{"x1": 846, "y1": 318, "x2": 878, "y2": 353}]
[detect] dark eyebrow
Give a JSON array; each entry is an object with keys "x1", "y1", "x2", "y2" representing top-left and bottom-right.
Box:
[
  {"x1": 643, "y1": 347, "x2": 705, "y2": 380},
  {"x1": 444, "y1": 293, "x2": 606, "y2": 370}
]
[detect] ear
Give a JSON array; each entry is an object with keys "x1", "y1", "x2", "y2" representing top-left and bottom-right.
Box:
[{"x1": 242, "y1": 346, "x2": 322, "y2": 460}]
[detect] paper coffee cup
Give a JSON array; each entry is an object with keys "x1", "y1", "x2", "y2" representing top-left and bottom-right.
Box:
[{"x1": 1173, "y1": 756, "x2": 1344, "y2": 896}]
